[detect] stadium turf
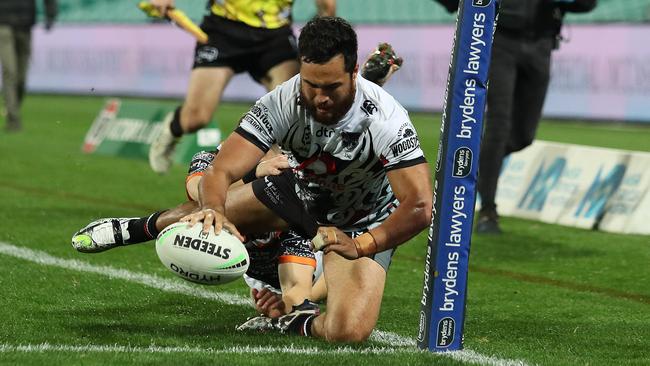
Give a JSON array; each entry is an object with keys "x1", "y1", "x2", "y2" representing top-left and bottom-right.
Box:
[{"x1": 0, "y1": 94, "x2": 648, "y2": 365}]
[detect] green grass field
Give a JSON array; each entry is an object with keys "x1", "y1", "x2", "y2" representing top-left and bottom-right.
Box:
[{"x1": 1, "y1": 95, "x2": 649, "y2": 365}]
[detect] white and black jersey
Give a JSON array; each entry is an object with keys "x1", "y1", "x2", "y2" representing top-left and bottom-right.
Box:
[{"x1": 236, "y1": 75, "x2": 426, "y2": 232}]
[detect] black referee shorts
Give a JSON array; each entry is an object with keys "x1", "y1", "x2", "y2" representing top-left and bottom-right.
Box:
[{"x1": 193, "y1": 14, "x2": 298, "y2": 83}]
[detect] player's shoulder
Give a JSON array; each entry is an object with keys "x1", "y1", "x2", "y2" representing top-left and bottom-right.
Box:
[
  {"x1": 269, "y1": 74, "x2": 301, "y2": 102},
  {"x1": 357, "y1": 76, "x2": 409, "y2": 129}
]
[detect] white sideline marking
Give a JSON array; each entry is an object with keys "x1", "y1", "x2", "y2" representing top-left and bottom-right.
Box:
[
  {"x1": 0, "y1": 343, "x2": 411, "y2": 355},
  {"x1": 0, "y1": 242, "x2": 531, "y2": 366}
]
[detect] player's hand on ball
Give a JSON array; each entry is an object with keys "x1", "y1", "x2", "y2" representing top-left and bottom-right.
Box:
[
  {"x1": 313, "y1": 226, "x2": 359, "y2": 260},
  {"x1": 180, "y1": 208, "x2": 244, "y2": 242},
  {"x1": 256, "y1": 154, "x2": 290, "y2": 177}
]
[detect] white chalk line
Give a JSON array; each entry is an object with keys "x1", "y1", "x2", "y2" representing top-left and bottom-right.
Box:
[{"x1": 0, "y1": 242, "x2": 531, "y2": 366}]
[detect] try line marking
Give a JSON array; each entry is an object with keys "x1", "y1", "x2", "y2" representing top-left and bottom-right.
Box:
[
  {"x1": 0, "y1": 343, "x2": 416, "y2": 355},
  {"x1": 0, "y1": 242, "x2": 530, "y2": 366}
]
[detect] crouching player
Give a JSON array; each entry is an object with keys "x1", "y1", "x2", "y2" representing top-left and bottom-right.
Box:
[
  {"x1": 72, "y1": 148, "x2": 324, "y2": 319},
  {"x1": 184, "y1": 150, "x2": 327, "y2": 318}
]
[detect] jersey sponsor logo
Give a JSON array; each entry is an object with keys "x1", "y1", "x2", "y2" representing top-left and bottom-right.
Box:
[
  {"x1": 361, "y1": 99, "x2": 378, "y2": 116},
  {"x1": 315, "y1": 126, "x2": 334, "y2": 138},
  {"x1": 390, "y1": 123, "x2": 420, "y2": 158},
  {"x1": 195, "y1": 46, "x2": 219, "y2": 64},
  {"x1": 243, "y1": 103, "x2": 273, "y2": 135},
  {"x1": 390, "y1": 133, "x2": 420, "y2": 158},
  {"x1": 341, "y1": 132, "x2": 361, "y2": 151}
]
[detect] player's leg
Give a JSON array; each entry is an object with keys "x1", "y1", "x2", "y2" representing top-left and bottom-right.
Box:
[
  {"x1": 361, "y1": 43, "x2": 403, "y2": 86},
  {"x1": 237, "y1": 233, "x2": 323, "y2": 331},
  {"x1": 72, "y1": 182, "x2": 288, "y2": 253},
  {"x1": 73, "y1": 148, "x2": 293, "y2": 252},
  {"x1": 180, "y1": 68, "x2": 235, "y2": 133},
  {"x1": 476, "y1": 33, "x2": 519, "y2": 234},
  {"x1": 14, "y1": 28, "x2": 31, "y2": 108},
  {"x1": 507, "y1": 37, "x2": 552, "y2": 155},
  {"x1": 73, "y1": 149, "x2": 216, "y2": 253},
  {"x1": 276, "y1": 232, "x2": 319, "y2": 308},
  {"x1": 149, "y1": 66, "x2": 234, "y2": 174},
  {"x1": 251, "y1": 25, "x2": 300, "y2": 92},
  {"x1": 237, "y1": 260, "x2": 317, "y2": 331},
  {"x1": 0, "y1": 26, "x2": 22, "y2": 131},
  {"x1": 259, "y1": 59, "x2": 300, "y2": 91},
  {"x1": 298, "y1": 253, "x2": 387, "y2": 342},
  {"x1": 310, "y1": 270, "x2": 327, "y2": 302}
]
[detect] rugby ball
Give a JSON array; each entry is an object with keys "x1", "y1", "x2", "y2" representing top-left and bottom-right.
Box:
[{"x1": 155, "y1": 222, "x2": 249, "y2": 285}]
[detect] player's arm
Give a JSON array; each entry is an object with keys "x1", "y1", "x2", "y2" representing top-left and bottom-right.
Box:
[
  {"x1": 186, "y1": 151, "x2": 288, "y2": 201},
  {"x1": 366, "y1": 163, "x2": 433, "y2": 253},
  {"x1": 278, "y1": 263, "x2": 317, "y2": 308},
  {"x1": 183, "y1": 133, "x2": 265, "y2": 238}
]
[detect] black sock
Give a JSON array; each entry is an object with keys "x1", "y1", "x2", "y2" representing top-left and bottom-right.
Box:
[
  {"x1": 126, "y1": 211, "x2": 165, "y2": 244},
  {"x1": 169, "y1": 106, "x2": 183, "y2": 138}
]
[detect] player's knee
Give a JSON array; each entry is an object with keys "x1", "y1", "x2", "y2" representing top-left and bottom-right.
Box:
[
  {"x1": 327, "y1": 324, "x2": 372, "y2": 343},
  {"x1": 324, "y1": 316, "x2": 373, "y2": 343}
]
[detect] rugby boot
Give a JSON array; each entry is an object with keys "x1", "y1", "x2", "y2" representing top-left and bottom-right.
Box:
[
  {"x1": 71, "y1": 218, "x2": 137, "y2": 253},
  {"x1": 149, "y1": 111, "x2": 180, "y2": 174},
  {"x1": 236, "y1": 315, "x2": 276, "y2": 332},
  {"x1": 361, "y1": 42, "x2": 403, "y2": 86},
  {"x1": 274, "y1": 300, "x2": 321, "y2": 336}
]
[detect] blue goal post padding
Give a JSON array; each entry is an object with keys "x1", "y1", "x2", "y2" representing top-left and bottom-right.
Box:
[{"x1": 418, "y1": 0, "x2": 498, "y2": 352}]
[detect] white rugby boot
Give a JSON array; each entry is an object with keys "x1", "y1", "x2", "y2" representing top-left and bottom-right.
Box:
[
  {"x1": 148, "y1": 111, "x2": 180, "y2": 174},
  {"x1": 236, "y1": 315, "x2": 276, "y2": 332},
  {"x1": 71, "y1": 218, "x2": 136, "y2": 253}
]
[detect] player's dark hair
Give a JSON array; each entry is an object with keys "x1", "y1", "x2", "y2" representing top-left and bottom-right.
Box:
[{"x1": 298, "y1": 17, "x2": 358, "y2": 74}]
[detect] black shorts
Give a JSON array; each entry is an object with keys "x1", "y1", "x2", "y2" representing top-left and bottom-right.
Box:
[
  {"x1": 251, "y1": 172, "x2": 395, "y2": 272},
  {"x1": 193, "y1": 14, "x2": 298, "y2": 82}
]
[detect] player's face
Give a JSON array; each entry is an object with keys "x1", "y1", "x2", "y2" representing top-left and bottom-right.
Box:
[{"x1": 300, "y1": 54, "x2": 358, "y2": 125}]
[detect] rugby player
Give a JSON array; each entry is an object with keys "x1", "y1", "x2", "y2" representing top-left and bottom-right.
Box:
[
  {"x1": 72, "y1": 40, "x2": 404, "y2": 322},
  {"x1": 147, "y1": 0, "x2": 337, "y2": 174},
  {"x1": 180, "y1": 17, "x2": 432, "y2": 342},
  {"x1": 71, "y1": 18, "x2": 412, "y2": 338}
]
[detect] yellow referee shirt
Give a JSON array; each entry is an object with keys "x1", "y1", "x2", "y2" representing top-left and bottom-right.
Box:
[{"x1": 210, "y1": 0, "x2": 293, "y2": 29}]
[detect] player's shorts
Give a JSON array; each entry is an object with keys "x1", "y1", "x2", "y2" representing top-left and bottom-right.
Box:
[
  {"x1": 193, "y1": 14, "x2": 298, "y2": 82},
  {"x1": 243, "y1": 231, "x2": 323, "y2": 292},
  {"x1": 251, "y1": 172, "x2": 396, "y2": 272}
]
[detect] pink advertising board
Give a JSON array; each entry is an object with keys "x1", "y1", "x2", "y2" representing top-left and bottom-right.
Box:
[{"x1": 28, "y1": 24, "x2": 650, "y2": 122}]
